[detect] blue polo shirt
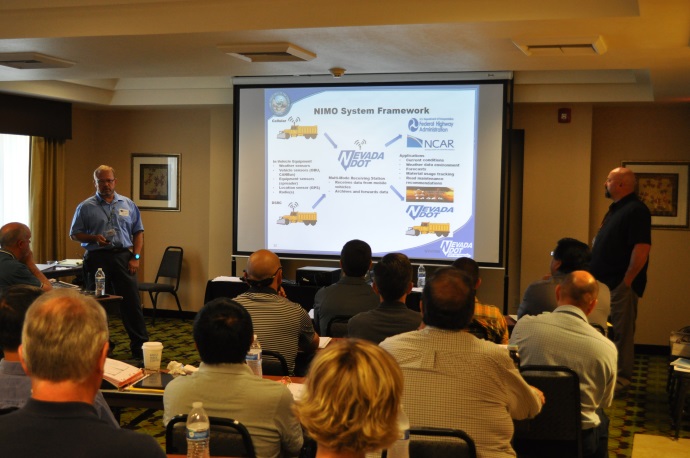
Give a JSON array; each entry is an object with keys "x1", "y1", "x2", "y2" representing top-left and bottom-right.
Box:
[{"x1": 70, "y1": 192, "x2": 144, "y2": 251}]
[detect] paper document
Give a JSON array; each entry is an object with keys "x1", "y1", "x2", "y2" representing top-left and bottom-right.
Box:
[
  {"x1": 671, "y1": 358, "x2": 690, "y2": 372},
  {"x1": 59, "y1": 259, "x2": 83, "y2": 267},
  {"x1": 103, "y1": 358, "x2": 144, "y2": 388},
  {"x1": 212, "y1": 276, "x2": 243, "y2": 282},
  {"x1": 319, "y1": 337, "x2": 332, "y2": 349}
]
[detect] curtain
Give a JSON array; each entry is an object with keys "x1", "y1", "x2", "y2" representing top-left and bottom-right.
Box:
[{"x1": 29, "y1": 137, "x2": 66, "y2": 263}]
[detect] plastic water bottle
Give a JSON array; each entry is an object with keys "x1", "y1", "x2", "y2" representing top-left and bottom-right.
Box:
[
  {"x1": 95, "y1": 268, "x2": 106, "y2": 296},
  {"x1": 387, "y1": 408, "x2": 410, "y2": 458},
  {"x1": 246, "y1": 334, "x2": 262, "y2": 377},
  {"x1": 186, "y1": 401, "x2": 210, "y2": 458},
  {"x1": 417, "y1": 264, "x2": 426, "y2": 288}
]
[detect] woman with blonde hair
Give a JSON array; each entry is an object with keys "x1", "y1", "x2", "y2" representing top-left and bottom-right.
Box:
[{"x1": 294, "y1": 338, "x2": 404, "y2": 458}]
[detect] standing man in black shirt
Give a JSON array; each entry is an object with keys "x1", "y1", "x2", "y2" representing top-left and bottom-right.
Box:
[{"x1": 590, "y1": 167, "x2": 651, "y2": 392}]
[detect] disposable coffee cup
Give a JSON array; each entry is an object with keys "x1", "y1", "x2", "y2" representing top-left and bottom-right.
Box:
[{"x1": 142, "y1": 341, "x2": 164, "y2": 370}]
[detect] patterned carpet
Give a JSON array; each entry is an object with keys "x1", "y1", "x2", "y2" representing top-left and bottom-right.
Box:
[{"x1": 108, "y1": 313, "x2": 690, "y2": 455}]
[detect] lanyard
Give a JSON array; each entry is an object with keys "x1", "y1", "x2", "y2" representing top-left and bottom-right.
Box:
[{"x1": 99, "y1": 201, "x2": 116, "y2": 225}]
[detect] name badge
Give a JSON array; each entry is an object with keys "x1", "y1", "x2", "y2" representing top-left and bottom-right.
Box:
[{"x1": 118, "y1": 209, "x2": 130, "y2": 217}]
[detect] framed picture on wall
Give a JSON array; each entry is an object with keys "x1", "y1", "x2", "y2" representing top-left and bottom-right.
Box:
[
  {"x1": 622, "y1": 161, "x2": 689, "y2": 229},
  {"x1": 131, "y1": 154, "x2": 180, "y2": 211}
]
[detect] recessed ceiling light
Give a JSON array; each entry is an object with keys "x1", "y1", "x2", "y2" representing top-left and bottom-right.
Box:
[
  {"x1": 217, "y1": 42, "x2": 316, "y2": 63},
  {"x1": 0, "y1": 52, "x2": 75, "y2": 69},
  {"x1": 513, "y1": 36, "x2": 607, "y2": 56}
]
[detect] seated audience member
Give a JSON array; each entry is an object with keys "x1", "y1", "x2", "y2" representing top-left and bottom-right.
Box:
[
  {"x1": 517, "y1": 237, "x2": 611, "y2": 334},
  {"x1": 380, "y1": 267, "x2": 543, "y2": 458},
  {"x1": 0, "y1": 290, "x2": 164, "y2": 457},
  {"x1": 0, "y1": 222, "x2": 52, "y2": 292},
  {"x1": 510, "y1": 271, "x2": 617, "y2": 458},
  {"x1": 234, "y1": 249, "x2": 318, "y2": 375},
  {"x1": 313, "y1": 239, "x2": 379, "y2": 334},
  {"x1": 348, "y1": 253, "x2": 421, "y2": 344},
  {"x1": 452, "y1": 257, "x2": 509, "y2": 344},
  {"x1": 294, "y1": 339, "x2": 403, "y2": 458},
  {"x1": 0, "y1": 285, "x2": 118, "y2": 427},
  {"x1": 164, "y1": 297, "x2": 303, "y2": 457}
]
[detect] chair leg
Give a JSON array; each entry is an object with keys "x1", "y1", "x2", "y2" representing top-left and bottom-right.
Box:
[
  {"x1": 148, "y1": 291, "x2": 157, "y2": 325},
  {"x1": 172, "y1": 293, "x2": 184, "y2": 320}
]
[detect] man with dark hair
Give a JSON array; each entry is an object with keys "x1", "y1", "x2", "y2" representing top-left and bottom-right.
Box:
[
  {"x1": 163, "y1": 298, "x2": 303, "y2": 458},
  {"x1": 0, "y1": 222, "x2": 52, "y2": 292},
  {"x1": 233, "y1": 249, "x2": 318, "y2": 376},
  {"x1": 590, "y1": 166, "x2": 651, "y2": 392},
  {"x1": 0, "y1": 290, "x2": 164, "y2": 457},
  {"x1": 348, "y1": 253, "x2": 421, "y2": 344},
  {"x1": 381, "y1": 267, "x2": 543, "y2": 458},
  {"x1": 0, "y1": 285, "x2": 118, "y2": 426},
  {"x1": 451, "y1": 257, "x2": 509, "y2": 344},
  {"x1": 511, "y1": 271, "x2": 617, "y2": 458},
  {"x1": 518, "y1": 237, "x2": 611, "y2": 334},
  {"x1": 312, "y1": 239, "x2": 378, "y2": 334}
]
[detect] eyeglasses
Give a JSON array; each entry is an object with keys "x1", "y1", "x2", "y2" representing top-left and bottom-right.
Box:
[{"x1": 96, "y1": 179, "x2": 115, "y2": 184}]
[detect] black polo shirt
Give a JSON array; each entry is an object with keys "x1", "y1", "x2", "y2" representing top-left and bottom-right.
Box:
[{"x1": 590, "y1": 193, "x2": 651, "y2": 297}]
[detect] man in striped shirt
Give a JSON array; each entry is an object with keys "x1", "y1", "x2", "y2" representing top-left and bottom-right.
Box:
[{"x1": 234, "y1": 250, "x2": 319, "y2": 376}]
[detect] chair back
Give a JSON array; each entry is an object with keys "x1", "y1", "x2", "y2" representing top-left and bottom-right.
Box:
[
  {"x1": 156, "y1": 246, "x2": 184, "y2": 290},
  {"x1": 166, "y1": 414, "x2": 256, "y2": 457},
  {"x1": 326, "y1": 315, "x2": 352, "y2": 337},
  {"x1": 262, "y1": 349, "x2": 291, "y2": 376},
  {"x1": 382, "y1": 427, "x2": 476, "y2": 458},
  {"x1": 513, "y1": 365, "x2": 582, "y2": 458},
  {"x1": 467, "y1": 320, "x2": 490, "y2": 341}
]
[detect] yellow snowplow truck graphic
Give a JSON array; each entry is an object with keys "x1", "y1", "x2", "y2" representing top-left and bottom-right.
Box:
[
  {"x1": 277, "y1": 125, "x2": 318, "y2": 139},
  {"x1": 406, "y1": 222, "x2": 450, "y2": 237},
  {"x1": 277, "y1": 211, "x2": 318, "y2": 226}
]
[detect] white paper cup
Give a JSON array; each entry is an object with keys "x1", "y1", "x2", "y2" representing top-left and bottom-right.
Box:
[{"x1": 142, "y1": 341, "x2": 164, "y2": 370}]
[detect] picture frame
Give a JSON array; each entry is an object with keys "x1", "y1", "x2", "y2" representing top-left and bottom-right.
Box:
[
  {"x1": 131, "y1": 154, "x2": 180, "y2": 211},
  {"x1": 622, "y1": 161, "x2": 689, "y2": 229}
]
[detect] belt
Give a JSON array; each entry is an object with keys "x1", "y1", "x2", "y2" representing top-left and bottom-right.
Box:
[{"x1": 88, "y1": 247, "x2": 131, "y2": 254}]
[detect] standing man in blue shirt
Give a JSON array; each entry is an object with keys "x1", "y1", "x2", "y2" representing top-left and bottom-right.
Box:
[{"x1": 69, "y1": 165, "x2": 149, "y2": 360}]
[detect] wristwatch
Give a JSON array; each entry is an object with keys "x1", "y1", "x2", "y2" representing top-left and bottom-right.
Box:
[{"x1": 133, "y1": 253, "x2": 141, "y2": 260}]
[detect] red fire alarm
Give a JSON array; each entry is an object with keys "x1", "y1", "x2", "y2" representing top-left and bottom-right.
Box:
[{"x1": 558, "y1": 108, "x2": 571, "y2": 123}]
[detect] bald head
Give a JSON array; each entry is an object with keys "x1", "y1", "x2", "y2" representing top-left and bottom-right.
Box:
[
  {"x1": 556, "y1": 270, "x2": 599, "y2": 315},
  {"x1": 0, "y1": 222, "x2": 30, "y2": 249},
  {"x1": 605, "y1": 167, "x2": 636, "y2": 201},
  {"x1": 246, "y1": 249, "x2": 282, "y2": 282}
]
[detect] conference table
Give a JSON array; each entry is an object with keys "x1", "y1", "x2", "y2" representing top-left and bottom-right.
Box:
[
  {"x1": 38, "y1": 263, "x2": 83, "y2": 280},
  {"x1": 101, "y1": 374, "x2": 305, "y2": 427}
]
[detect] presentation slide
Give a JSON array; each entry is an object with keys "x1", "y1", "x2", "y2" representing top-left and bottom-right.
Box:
[{"x1": 235, "y1": 79, "x2": 506, "y2": 265}]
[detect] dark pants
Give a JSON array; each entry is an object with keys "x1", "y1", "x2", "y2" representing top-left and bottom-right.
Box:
[
  {"x1": 83, "y1": 249, "x2": 149, "y2": 358},
  {"x1": 582, "y1": 408, "x2": 609, "y2": 458},
  {"x1": 610, "y1": 282, "x2": 638, "y2": 386}
]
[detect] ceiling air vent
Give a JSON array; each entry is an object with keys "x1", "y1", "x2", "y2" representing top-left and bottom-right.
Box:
[
  {"x1": 0, "y1": 52, "x2": 75, "y2": 69},
  {"x1": 513, "y1": 36, "x2": 607, "y2": 56},
  {"x1": 217, "y1": 42, "x2": 316, "y2": 62}
]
